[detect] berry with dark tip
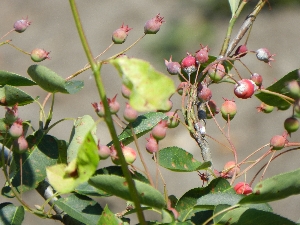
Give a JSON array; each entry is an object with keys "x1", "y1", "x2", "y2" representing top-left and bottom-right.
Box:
[
  {"x1": 208, "y1": 63, "x2": 225, "y2": 82},
  {"x1": 221, "y1": 99, "x2": 237, "y2": 120},
  {"x1": 112, "y1": 23, "x2": 132, "y2": 44},
  {"x1": 256, "y1": 48, "x2": 275, "y2": 66},
  {"x1": 30, "y1": 48, "x2": 50, "y2": 62},
  {"x1": 144, "y1": 14, "x2": 164, "y2": 34},
  {"x1": 14, "y1": 17, "x2": 31, "y2": 33},
  {"x1": 234, "y1": 45, "x2": 248, "y2": 58},
  {"x1": 165, "y1": 56, "x2": 181, "y2": 75}
]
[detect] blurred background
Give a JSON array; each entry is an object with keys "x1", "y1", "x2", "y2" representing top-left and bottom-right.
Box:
[{"x1": 1, "y1": 0, "x2": 300, "y2": 224}]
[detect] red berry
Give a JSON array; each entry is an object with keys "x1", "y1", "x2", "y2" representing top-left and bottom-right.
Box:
[
  {"x1": 181, "y1": 53, "x2": 197, "y2": 75},
  {"x1": 284, "y1": 117, "x2": 299, "y2": 134},
  {"x1": 13, "y1": 135, "x2": 28, "y2": 153},
  {"x1": 270, "y1": 135, "x2": 286, "y2": 150},
  {"x1": 5, "y1": 104, "x2": 18, "y2": 125},
  {"x1": 234, "y1": 182, "x2": 252, "y2": 195},
  {"x1": 144, "y1": 14, "x2": 164, "y2": 34},
  {"x1": 197, "y1": 84, "x2": 212, "y2": 102},
  {"x1": 30, "y1": 48, "x2": 50, "y2": 62},
  {"x1": 256, "y1": 102, "x2": 274, "y2": 113},
  {"x1": 234, "y1": 79, "x2": 256, "y2": 99},
  {"x1": 222, "y1": 161, "x2": 240, "y2": 178},
  {"x1": 208, "y1": 63, "x2": 225, "y2": 82},
  {"x1": 107, "y1": 94, "x2": 120, "y2": 114},
  {"x1": 124, "y1": 103, "x2": 138, "y2": 122},
  {"x1": 112, "y1": 23, "x2": 132, "y2": 44},
  {"x1": 165, "y1": 56, "x2": 181, "y2": 75},
  {"x1": 9, "y1": 118, "x2": 23, "y2": 138},
  {"x1": 234, "y1": 45, "x2": 248, "y2": 58},
  {"x1": 121, "y1": 84, "x2": 131, "y2": 99},
  {"x1": 152, "y1": 120, "x2": 168, "y2": 140},
  {"x1": 205, "y1": 100, "x2": 219, "y2": 119},
  {"x1": 250, "y1": 73, "x2": 263, "y2": 87},
  {"x1": 165, "y1": 111, "x2": 180, "y2": 128},
  {"x1": 221, "y1": 99, "x2": 237, "y2": 120},
  {"x1": 195, "y1": 44, "x2": 209, "y2": 64},
  {"x1": 97, "y1": 140, "x2": 111, "y2": 159},
  {"x1": 145, "y1": 134, "x2": 159, "y2": 153},
  {"x1": 14, "y1": 17, "x2": 31, "y2": 33},
  {"x1": 256, "y1": 48, "x2": 275, "y2": 66}
]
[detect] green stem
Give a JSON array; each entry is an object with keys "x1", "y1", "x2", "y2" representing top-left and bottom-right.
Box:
[
  {"x1": 68, "y1": 1, "x2": 146, "y2": 224},
  {"x1": 44, "y1": 93, "x2": 55, "y2": 130},
  {"x1": 220, "y1": 0, "x2": 248, "y2": 56}
]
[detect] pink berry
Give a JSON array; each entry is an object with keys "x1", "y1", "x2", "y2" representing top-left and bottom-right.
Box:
[
  {"x1": 208, "y1": 63, "x2": 225, "y2": 82},
  {"x1": 14, "y1": 17, "x2": 31, "y2": 33},
  {"x1": 250, "y1": 73, "x2": 263, "y2": 87},
  {"x1": 181, "y1": 53, "x2": 197, "y2": 75},
  {"x1": 176, "y1": 82, "x2": 188, "y2": 96},
  {"x1": 144, "y1": 14, "x2": 164, "y2": 34},
  {"x1": 256, "y1": 48, "x2": 275, "y2": 66},
  {"x1": 234, "y1": 79, "x2": 256, "y2": 99},
  {"x1": 13, "y1": 135, "x2": 28, "y2": 153},
  {"x1": 152, "y1": 120, "x2": 168, "y2": 140},
  {"x1": 122, "y1": 146, "x2": 137, "y2": 165},
  {"x1": 256, "y1": 102, "x2": 274, "y2": 113},
  {"x1": 97, "y1": 140, "x2": 111, "y2": 159},
  {"x1": 5, "y1": 104, "x2": 18, "y2": 125},
  {"x1": 222, "y1": 161, "x2": 240, "y2": 178},
  {"x1": 284, "y1": 117, "x2": 299, "y2": 134},
  {"x1": 124, "y1": 103, "x2": 138, "y2": 122},
  {"x1": 270, "y1": 135, "x2": 286, "y2": 150},
  {"x1": 165, "y1": 112, "x2": 180, "y2": 128},
  {"x1": 145, "y1": 134, "x2": 159, "y2": 153},
  {"x1": 30, "y1": 48, "x2": 50, "y2": 62},
  {"x1": 205, "y1": 100, "x2": 219, "y2": 119},
  {"x1": 112, "y1": 23, "x2": 132, "y2": 44},
  {"x1": 92, "y1": 102, "x2": 105, "y2": 117},
  {"x1": 107, "y1": 94, "x2": 120, "y2": 114},
  {"x1": 121, "y1": 84, "x2": 131, "y2": 99},
  {"x1": 195, "y1": 44, "x2": 209, "y2": 64},
  {"x1": 165, "y1": 56, "x2": 181, "y2": 75},
  {"x1": 197, "y1": 84, "x2": 212, "y2": 102},
  {"x1": 234, "y1": 45, "x2": 248, "y2": 58},
  {"x1": 234, "y1": 182, "x2": 252, "y2": 195},
  {"x1": 9, "y1": 118, "x2": 23, "y2": 138},
  {"x1": 221, "y1": 99, "x2": 237, "y2": 120}
]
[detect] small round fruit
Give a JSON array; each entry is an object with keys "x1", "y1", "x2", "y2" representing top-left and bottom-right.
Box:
[
  {"x1": 208, "y1": 63, "x2": 225, "y2": 82},
  {"x1": 13, "y1": 135, "x2": 28, "y2": 153},
  {"x1": 9, "y1": 119, "x2": 23, "y2": 138},
  {"x1": 181, "y1": 53, "x2": 197, "y2": 75},
  {"x1": 284, "y1": 117, "x2": 299, "y2": 134},
  {"x1": 144, "y1": 14, "x2": 164, "y2": 34},
  {"x1": 223, "y1": 161, "x2": 240, "y2": 178},
  {"x1": 250, "y1": 73, "x2": 263, "y2": 87},
  {"x1": 112, "y1": 24, "x2": 132, "y2": 44},
  {"x1": 270, "y1": 135, "x2": 286, "y2": 150},
  {"x1": 195, "y1": 44, "x2": 209, "y2": 64},
  {"x1": 108, "y1": 95, "x2": 120, "y2": 114},
  {"x1": 234, "y1": 44, "x2": 248, "y2": 58},
  {"x1": 234, "y1": 79, "x2": 255, "y2": 99},
  {"x1": 97, "y1": 141, "x2": 111, "y2": 160},
  {"x1": 221, "y1": 100, "x2": 237, "y2": 120},
  {"x1": 256, "y1": 48, "x2": 275, "y2": 66},
  {"x1": 197, "y1": 84, "x2": 212, "y2": 102},
  {"x1": 121, "y1": 84, "x2": 131, "y2": 99},
  {"x1": 256, "y1": 102, "x2": 274, "y2": 113},
  {"x1": 165, "y1": 56, "x2": 181, "y2": 75},
  {"x1": 124, "y1": 103, "x2": 138, "y2": 122},
  {"x1": 152, "y1": 120, "x2": 168, "y2": 140},
  {"x1": 30, "y1": 48, "x2": 50, "y2": 62},
  {"x1": 122, "y1": 146, "x2": 137, "y2": 164},
  {"x1": 165, "y1": 112, "x2": 180, "y2": 128},
  {"x1": 145, "y1": 134, "x2": 159, "y2": 153},
  {"x1": 14, "y1": 18, "x2": 31, "y2": 33},
  {"x1": 234, "y1": 182, "x2": 252, "y2": 195}
]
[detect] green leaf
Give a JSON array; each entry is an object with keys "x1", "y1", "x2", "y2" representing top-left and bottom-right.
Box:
[
  {"x1": 55, "y1": 193, "x2": 103, "y2": 225},
  {"x1": 0, "y1": 71, "x2": 36, "y2": 86},
  {"x1": 98, "y1": 205, "x2": 122, "y2": 225},
  {"x1": 109, "y1": 112, "x2": 167, "y2": 146},
  {"x1": 0, "y1": 85, "x2": 35, "y2": 106},
  {"x1": 255, "y1": 69, "x2": 299, "y2": 108},
  {"x1": 89, "y1": 174, "x2": 165, "y2": 208},
  {"x1": 2, "y1": 132, "x2": 59, "y2": 197},
  {"x1": 157, "y1": 147, "x2": 211, "y2": 172},
  {"x1": 27, "y1": 65, "x2": 83, "y2": 94},
  {"x1": 56, "y1": 139, "x2": 68, "y2": 164},
  {"x1": 68, "y1": 115, "x2": 97, "y2": 163},
  {"x1": 215, "y1": 207, "x2": 296, "y2": 225},
  {"x1": 75, "y1": 166, "x2": 149, "y2": 197},
  {"x1": 228, "y1": 0, "x2": 240, "y2": 17},
  {"x1": 110, "y1": 57, "x2": 176, "y2": 111},
  {"x1": 47, "y1": 132, "x2": 99, "y2": 194},
  {"x1": 0, "y1": 202, "x2": 24, "y2": 225},
  {"x1": 239, "y1": 167, "x2": 300, "y2": 204},
  {"x1": 175, "y1": 178, "x2": 231, "y2": 221}
]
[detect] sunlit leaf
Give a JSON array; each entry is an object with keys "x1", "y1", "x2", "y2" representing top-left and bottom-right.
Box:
[
  {"x1": 110, "y1": 57, "x2": 176, "y2": 111},
  {"x1": 98, "y1": 205, "x2": 122, "y2": 225}
]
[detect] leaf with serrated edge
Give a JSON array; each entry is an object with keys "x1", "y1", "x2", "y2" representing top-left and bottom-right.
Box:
[
  {"x1": 157, "y1": 146, "x2": 211, "y2": 172},
  {"x1": 110, "y1": 57, "x2": 176, "y2": 111},
  {"x1": 55, "y1": 193, "x2": 103, "y2": 225},
  {"x1": 89, "y1": 174, "x2": 165, "y2": 208}
]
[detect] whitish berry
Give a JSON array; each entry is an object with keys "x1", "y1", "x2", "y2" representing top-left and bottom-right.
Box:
[
  {"x1": 165, "y1": 56, "x2": 181, "y2": 75},
  {"x1": 30, "y1": 48, "x2": 50, "y2": 62},
  {"x1": 208, "y1": 63, "x2": 225, "y2": 82},
  {"x1": 181, "y1": 53, "x2": 197, "y2": 76},
  {"x1": 112, "y1": 23, "x2": 132, "y2": 44},
  {"x1": 14, "y1": 17, "x2": 31, "y2": 33},
  {"x1": 144, "y1": 14, "x2": 164, "y2": 34},
  {"x1": 234, "y1": 79, "x2": 256, "y2": 99},
  {"x1": 256, "y1": 48, "x2": 275, "y2": 66},
  {"x1": 234, "y1": 182, "x2": 252, "y2": 195},
  {"x1": 221, "y1": 99, "x2": 237, "y2": 120}
]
